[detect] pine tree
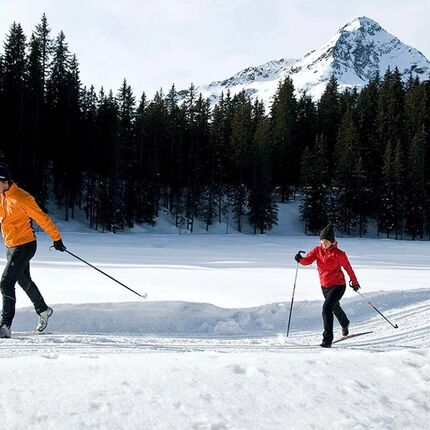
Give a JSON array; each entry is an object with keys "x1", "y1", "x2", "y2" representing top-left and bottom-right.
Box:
[
  {"x1": 25, "y1": 31, "x2": 45, "y2": 197},
  {"x1": 116, "y1": 79, "x2": 136, "y2": 227},
  {"x1": 144, "y1": 89, "x2": 167, "y2": 216},
  {"x1": 379, "y1": 140, "x2": 405, "y2": 238},
  {"x1": 404, "y1": 77, "x2": 427, "y2": 142},
  {"x1": 34, "y1": 14, "x2": 53, "y2": 94},
  {"x1": 248, "y1": 117, "x2": 278, "y2": 233},
  {"x1": 1, "y1": 22, "x2": 27, "y2": 170},
  {"x1": 377, "y1": 67, "x2": 405, "y2": 151},
  {"x1": 46, "y1": 30, "x2": 74, "y2": 212},
  {"x1": 317, "y1": 75, "x2": 340, "y2": 174},
  {"x1": 405, "y1": 126, "x2": 427, "y2": 239},
  {"x1": 296, "y1": 92, "x2": 317, "y2": 156},
  {"x1": 300, "y1": 134, "x2": 330, "y2": 233},
  {"x1": 334, "y1": 108, "x2": 367, "y2": 235},
  {"x1": 270, "y1": 77, "x2": 298, "y2": 201},
  {"x1": 356, "y1": 73, "x2": 380, "y2": 214},
  {"x1": 229, "y1": 91, "x2": 253, "y2": 186}
]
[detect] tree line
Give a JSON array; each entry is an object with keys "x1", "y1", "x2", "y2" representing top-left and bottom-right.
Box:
[{"x1": 1, "y1": 16, "x2": 429, "y2": 238}]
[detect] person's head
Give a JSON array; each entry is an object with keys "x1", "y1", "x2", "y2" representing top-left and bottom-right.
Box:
[
  {"x1": 319, "y1": 223, "x2": 335, "y2": 249},
  {"x1": 0, "y1": 165, "x2": 12, "y2": 192}
]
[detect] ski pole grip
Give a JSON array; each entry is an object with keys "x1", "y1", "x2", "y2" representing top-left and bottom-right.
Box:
[{"x1": 298, "y1": 250, "x2": 305, "y2": 255}]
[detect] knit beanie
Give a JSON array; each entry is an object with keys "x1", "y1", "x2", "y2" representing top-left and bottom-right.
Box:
[
  {"x1": 0, "y1": 165, "x2": 11, "y2": 181},
  {"x1": 319, "y1": 223, "x2": 335, "y2": 243}
]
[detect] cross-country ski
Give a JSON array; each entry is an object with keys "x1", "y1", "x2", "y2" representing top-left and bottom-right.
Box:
[{"x1": 332, "y1": 331, "x2": 374, "y2": 344}]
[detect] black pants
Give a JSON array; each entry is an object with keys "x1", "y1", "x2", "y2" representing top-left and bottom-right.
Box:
[
  {"x1": 321, "y1": 285, "x2": 349, "y2": 343},
  {"x1": 0, "y1": 241, "x2": 48, "y2": 327}
]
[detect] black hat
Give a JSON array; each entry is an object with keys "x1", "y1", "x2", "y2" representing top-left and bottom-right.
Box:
[
  {"x1": 0, "y1": 165, "x2": 11, "y2": 181},
  {"x1": 320, "y1": 223, "x2": 335, "y2": 243}
]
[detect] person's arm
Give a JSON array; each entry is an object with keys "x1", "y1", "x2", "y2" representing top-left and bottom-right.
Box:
[
  {"x1": 298, "y1": 247, "x2": 318, "y2": 266},
  {"x1": 22, "y1": 195, "x2": 62, "y2": 241},
  {"x1": 339, "y1": 251, "x2": 358, "y2": 286}
]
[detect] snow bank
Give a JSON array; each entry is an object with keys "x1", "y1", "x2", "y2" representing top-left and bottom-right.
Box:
[{"x1": 13, "y1": 289, "x2": 430, "y2": 335}]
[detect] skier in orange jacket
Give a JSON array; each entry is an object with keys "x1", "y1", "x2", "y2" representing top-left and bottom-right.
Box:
[{"x1": 0, "y1": 165, "x2": 66, "y2": 338}]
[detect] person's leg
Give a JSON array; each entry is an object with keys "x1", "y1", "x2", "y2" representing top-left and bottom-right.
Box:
[
  {"x1": 16, "y1": 240, "x2": 48, "y2": 314},
  {"x1": 0, "y1": 242, "x2": 37, "y2": 327},
  {"x1": 17, "y1": 262, "x2": 48, "y2": 315},
  {"x1": 321, "y1": 285, "x2": 346, "y2": 344},
  {"x1": 333, "y1": 301, "x2": 349, "y2": 330}
]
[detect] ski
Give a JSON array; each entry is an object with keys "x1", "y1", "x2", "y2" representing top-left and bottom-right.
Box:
[
  {"x1": 12, "y1": 331, "x2": 54, "y2": 337},
  {"x1": 332, "y1": 331, "x2": 373, "y2": 344},
  {"x1": 283, "y1": 331, "x2": 373, "y2": 348}
]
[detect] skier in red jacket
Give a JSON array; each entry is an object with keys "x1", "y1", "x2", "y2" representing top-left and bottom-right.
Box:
[{"x1": 294, "y1": 223, "x2": 360, "y2": 348}]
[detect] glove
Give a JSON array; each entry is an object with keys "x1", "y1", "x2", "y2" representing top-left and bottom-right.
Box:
[
  {"x1": 294, "y1": 253, "x2": 303, "y2": 263},
  {"x1": 53, "y1": 239, "x2": 67, "y2": 252},
  {"x1": 349, "y1": 281, "x2": 360, "y2": 291}
]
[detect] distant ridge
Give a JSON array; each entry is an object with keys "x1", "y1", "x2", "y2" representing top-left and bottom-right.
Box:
[{"x1": 180, "y1": 16, "x2": 430, "y2": 106}]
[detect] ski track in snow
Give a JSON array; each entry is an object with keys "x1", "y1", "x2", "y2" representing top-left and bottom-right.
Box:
[
  {"x1": 2, "y1": 296, "x2": 429, "y2": 357},
  {"x1": 0, "y1": 297, "x2": 428, "y2": 429}
]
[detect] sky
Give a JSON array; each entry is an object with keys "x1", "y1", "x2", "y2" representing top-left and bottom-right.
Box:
[{"x1": 1, "y1": 0, "x2": 429, "y2": 99}]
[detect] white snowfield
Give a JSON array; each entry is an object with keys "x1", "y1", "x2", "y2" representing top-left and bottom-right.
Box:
[
  {"x1": 0, "y1": 206, "x2": 429, "y2": 429},
  {"x1": 1, "y1": 299, "x2": 429, "y2": 430}
]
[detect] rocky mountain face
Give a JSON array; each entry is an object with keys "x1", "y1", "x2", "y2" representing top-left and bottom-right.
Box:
[{"x1": 181, "y1": 17, "x2": 430, "y2": 107}]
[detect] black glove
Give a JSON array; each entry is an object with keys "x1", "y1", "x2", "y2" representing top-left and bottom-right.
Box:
[
  {"x1": 53, "y1": 239, "x2": 67, "y2": 252},
  {"x1": 294, "y1": 253, "x2": 303, "y2": 263},
  {"x1": 349, "y1": 281, "x2": 360, "y2": 291}
]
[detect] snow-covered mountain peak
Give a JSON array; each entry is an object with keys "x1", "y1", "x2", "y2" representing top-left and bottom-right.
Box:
[
  {"x1": 183, "y1": 17, "x2": 430, "y2": 107},
  {"x1": 340, "y1": 16, "x2": 382, "y2": 34}
]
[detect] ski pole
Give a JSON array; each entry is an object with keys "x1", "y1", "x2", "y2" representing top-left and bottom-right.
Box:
[
  {"x1": 64, "y1": 249, "x2": 148, "y2": 300},
  {"x1": 355, "y1": 290, "x2": 398, "y2": 329},
  {"x1": 286, "y1": 250, "x2": 305, "y2": 337}
]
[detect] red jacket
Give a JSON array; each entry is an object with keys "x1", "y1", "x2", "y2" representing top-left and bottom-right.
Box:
[{"x1": 299, "y1": 243, "x2": 358, "y2": 288}]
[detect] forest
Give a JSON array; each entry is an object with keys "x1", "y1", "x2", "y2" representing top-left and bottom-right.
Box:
[{"x1": 1, "y1": 15, "x2": 429, "y2": 238}]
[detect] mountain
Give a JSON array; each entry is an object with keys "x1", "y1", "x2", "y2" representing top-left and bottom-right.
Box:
[{"x1": 181, "y1": 16, "x2": 430, "y2": 107}]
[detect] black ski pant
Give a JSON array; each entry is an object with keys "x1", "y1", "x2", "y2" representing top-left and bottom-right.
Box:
[
  {"x1": 0, "y1": 240, "x2": 48, "y2": 327},
  {"x1": 321, "y1": 284, "x2": 349, "y2": 343}
]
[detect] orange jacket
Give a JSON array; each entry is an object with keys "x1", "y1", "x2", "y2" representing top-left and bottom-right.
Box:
[{"x1": 0, "y1": 183, "x2": 61, "y2": 248}]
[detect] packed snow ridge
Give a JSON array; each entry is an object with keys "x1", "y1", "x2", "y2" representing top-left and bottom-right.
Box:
[{"x1": 183, "y1": 16, "x2": 430, "y2": 106}]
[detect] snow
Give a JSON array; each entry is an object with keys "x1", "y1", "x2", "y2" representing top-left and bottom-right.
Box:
[
  {"x1": 1, "y1": 201, "x2": 429, "y2": 429},
  {"x1": 191, "y1": 16, "x2": 430, "y2": 106}
]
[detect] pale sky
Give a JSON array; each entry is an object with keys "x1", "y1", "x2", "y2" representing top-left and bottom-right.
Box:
[{"x1": 1, "y1": 0, "x2": 429, "y2": 99}]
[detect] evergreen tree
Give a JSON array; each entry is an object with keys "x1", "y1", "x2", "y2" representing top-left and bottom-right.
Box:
[
  {"x1": 377, "y1": 67, "x2": 405, "y2": 151},
  {"x1": 144, "y1": 89, "x2": 167, "y2": 216},
  {"x1": 1, "y1": 23, "x2": 27, "y2": 171},
  {"x1": 379, "y1": 140, "x2": 404, "y2": 238},
  {"x1": 404, "y1": 77, "x2": 427, "y2": 142},
  {"x1": 300, "y1": 134, "x2": 330, "y2": 233},
  {"x1": 334, "y1": 108, "x2": 368, "y2": 235},
  {"x1": 405, "y1": 126, "x2": 427, "y2": 239},
  {"x1": 248, "y1": 117, "x2": 278, "y2": 233},
  {"x1": 356, "y1": 73, "x2": 380, "y2": 213},
  {"x1": 270, "y1": 77, "x2": 298, "y2": 201},
  {"x1": 296, "y1": 92, "x2": 317, "y2": 155},
  {"x1": 229, "y1": 91, "x2": 253, "y2": 186},
  {"x1": 117, "y1": 79, "x2": 136, "y2": 227},
  {"x1": 317, "y1": 75, "x2": 340, "y2": 173},
  {"x1": 33, "y1": 13, "x2": 53, "y2": 93}
]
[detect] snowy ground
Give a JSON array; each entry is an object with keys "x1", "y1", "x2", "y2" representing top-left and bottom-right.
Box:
[
  {"x1": 1, "y1": 302, "x2": 429, "y2": 430},
  {"x1": 0, "y1": 205, "x2": 429, "y2": 429}
]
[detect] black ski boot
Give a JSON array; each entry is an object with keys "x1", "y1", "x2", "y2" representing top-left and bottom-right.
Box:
[
  {"x1": 0, "y1": 324, "x2": 11, "y2": 338},
  {"x1": 342, "y1": 323, "x2": 350, "y2": 337},
  {"x1": 320, "y1": 340, "x2": 332, "y2": 348}
]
